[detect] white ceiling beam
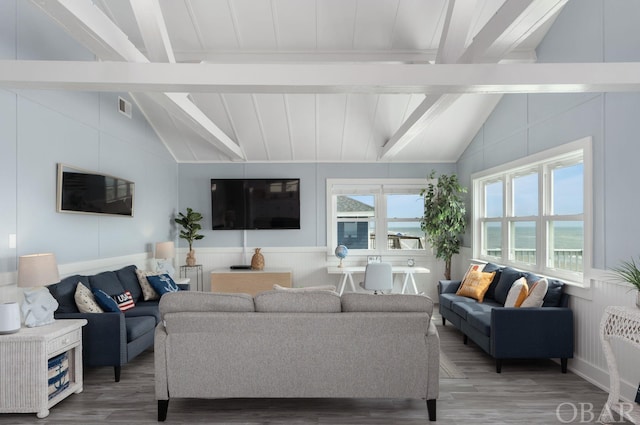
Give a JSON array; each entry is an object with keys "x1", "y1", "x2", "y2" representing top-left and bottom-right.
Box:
[
  {"x1": 384, "y1": 0, "x2": 476, "y2": 160},
  {"x1": 179, "y1": 49, "x2": 536, "y2": 64},
  {"x1": 436, "y1": 0, "x2": 477, "y2": 65},
  {"x1": 29, "y1": 0, "x2": 244, "y2": 161},
  {"x1": 129, "y1": 0, "x2": 175, "y2": 63},
  {"x1": 2, "y1": 60, "x2": 640, "y2": 94},
  {"x1": 381, "y1": 0, "x2": 568, "y2": 160}
]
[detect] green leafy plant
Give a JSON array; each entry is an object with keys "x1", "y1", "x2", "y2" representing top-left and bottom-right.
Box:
[
  {"x1": 610, "y1": 257, "x2": 640, "y2": 291},
  {"x1": 174, "y1": 208, "x2": 204, "y2": 252},
  {"x1": 421, "y1": 170, "x2": 467, "y2": 280}
]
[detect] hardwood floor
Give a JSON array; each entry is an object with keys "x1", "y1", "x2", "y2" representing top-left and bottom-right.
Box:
[{"x1": 0, "y1": 314, "x2": 628, "y2": 424}]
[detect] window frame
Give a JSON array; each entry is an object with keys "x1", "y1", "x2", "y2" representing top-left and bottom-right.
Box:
[
  {"x1": 326, "y1": 178, "x2": 427, "y2": 257},
  {"x1": 472, "y1": 137, "x2": 592, "y2": 285}
]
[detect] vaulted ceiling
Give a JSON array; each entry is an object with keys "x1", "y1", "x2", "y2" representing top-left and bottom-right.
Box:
[{"x1": 22, "y1": 0, "x2": 571, "y2": 163}]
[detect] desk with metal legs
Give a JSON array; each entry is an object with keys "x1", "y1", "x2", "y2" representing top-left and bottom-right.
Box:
[{"x1": 327, "y1": 266, "x2": 430, "y2": 295}]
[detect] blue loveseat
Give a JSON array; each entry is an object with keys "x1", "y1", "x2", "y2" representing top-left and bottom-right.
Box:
[
  {"x1": 438, "y1": 263, "x2": 574, "y2": 373},
  {"x1": 48, "y1": 265, "x2": 187, "y2": 382}
]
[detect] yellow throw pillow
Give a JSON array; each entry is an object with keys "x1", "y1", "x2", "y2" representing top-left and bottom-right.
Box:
[
  {"x1": 504, "y1": 277, "x2": 529, "y2": 307},
  {"x1": 456, "y1": 270, "x2": 496, "y2": 302},
  {"x1": 461, "y1": 263, "x2": 485, "y2": 284}
]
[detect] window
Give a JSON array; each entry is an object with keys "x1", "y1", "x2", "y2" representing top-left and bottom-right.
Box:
[
  {"x1": 327, "y1": 179, "x2": 425, "y2": 255},
  {"x1": 473, "y1": 138, "x2": 591, "y2": 283}
]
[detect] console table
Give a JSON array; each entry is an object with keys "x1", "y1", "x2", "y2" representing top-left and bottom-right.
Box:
[
  {"x1": 599, "y1": 306, "x2": 640, "y2": 424},
  {"x1": 327, "y1": 265, "x2": 430, "y2": 295},
  {"x1": 0, "y1": 319, "x2": 87, "y2": 418},
  {"x1": 210, "y1": 268, "x2": 292, "y2": 296}
]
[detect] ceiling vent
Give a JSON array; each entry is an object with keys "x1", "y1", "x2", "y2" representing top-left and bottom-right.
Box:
[{"x1": 118, "y1": 96, "x2": 132, "y2": 118}]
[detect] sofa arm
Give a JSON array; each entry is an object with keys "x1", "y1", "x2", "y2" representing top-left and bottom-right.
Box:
[
  {"x1": 425, "y1": 321, "x2": 440, "y2": 401},
  {"x1": 490, "y1": 307, "x2": 574, "y2": 359},
  {"x1": 438, "y1": 280, "x2": 461, "y2": 294},
  {"x1": 55, "y1": 312, "x2": 127, "y2": 367},
  {"x1": 155, "y1": 325, "x2": 169, "y2": 401}
]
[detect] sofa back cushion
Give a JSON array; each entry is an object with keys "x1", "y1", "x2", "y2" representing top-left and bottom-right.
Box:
[
  {"x1": 50, "y1": 275, "x2": 91, "y2": 313},
  {"x1": 89, "y1": 271, "x2": 125, "y2": 296},
  {"x1": 493, "y1": 267, "x2": 526, "y2": 305},
  {"x1": 254, "y1": 290, "x2": 341, "y2": 313},
  {"x1": 341, "y1": 293, "x2": 433, "y2": 316},
  {"x1": 115, "y1": 265, "x2": 142, "y2": 302},
  {"x1": 543, "y1": 279, "x2": 565, "y2": 307},
  {"x1": 482, "y1": 263, "x2": 503, "y2": 300},
  {"x1": 160, "y1": 292, "x2": 255, "y2": 316}
]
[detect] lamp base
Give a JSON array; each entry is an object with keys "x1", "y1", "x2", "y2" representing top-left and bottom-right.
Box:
[
  {"x1": 21, "y1": 287, "x2": 59, "y2": 328},
  {"x1": 0, "y1": 302, "x2": 21, "y2": 334}
]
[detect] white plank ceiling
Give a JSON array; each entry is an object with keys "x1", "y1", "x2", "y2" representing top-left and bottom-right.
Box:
[{"x1": 24, "y1": 0, "x2": 569, "y2": 163}]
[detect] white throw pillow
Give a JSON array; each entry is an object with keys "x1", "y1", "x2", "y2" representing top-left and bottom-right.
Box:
[
  {"x1": 504, "y1": 277, "x2": 529, "y2": 308},
  {"x1": 520, "y1": 278, "x2": 548, "y2": 308},
  {"x1": 135, "y1": 269, "x2": 161, "y2": 301},
  {"x1": 74, "y1": 282, "x2": 104, "y2": 313}
]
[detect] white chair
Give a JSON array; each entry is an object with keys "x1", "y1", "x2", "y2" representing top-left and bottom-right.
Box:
[{"x1": 359, "y1": 262, "x2": 393, "y2": 294}]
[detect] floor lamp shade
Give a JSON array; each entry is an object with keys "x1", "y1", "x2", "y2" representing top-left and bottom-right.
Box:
[{"x1": 18, "y1": 253, "x2": 60, "y2": 328}]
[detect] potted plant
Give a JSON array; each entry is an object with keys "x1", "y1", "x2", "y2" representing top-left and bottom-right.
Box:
[
  {"x1": 421, "y1": 170, "x2": 467, "y2": 280},
  {"x1": 610, "y1": 257, "x2": 640, "y2": 308},
  {"x1": 174, "y1": 208, "x2": 204, "y2": 266}
]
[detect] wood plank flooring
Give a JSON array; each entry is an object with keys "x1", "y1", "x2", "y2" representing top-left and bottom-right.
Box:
[{"x1": 0, "y1": 314, "x2": 630, "y2": 424}]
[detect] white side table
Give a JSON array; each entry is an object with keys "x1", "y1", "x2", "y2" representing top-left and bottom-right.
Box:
[
  {"x1": 0, "y1": 319, "x2": 87, "y2": 418},
  {"x1": 599, "y1": 306, "x2": 640, "y2": 424}
]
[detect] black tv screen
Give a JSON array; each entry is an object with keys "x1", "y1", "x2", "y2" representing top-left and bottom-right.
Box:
[
  {"x1": 57, "y1": 164, "x2": 134, "y2": 217},
  {"x1": 211, "y1": 178, "x2": 300, "y2": 230}
]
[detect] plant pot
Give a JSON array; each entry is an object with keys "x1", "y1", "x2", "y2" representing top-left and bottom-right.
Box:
[
  {"x1": 186, "y1": 250, "x2": 196, "y2": 266},
  {"x1": 636, "y1": 291, "x2": 640, "y2": 309}
]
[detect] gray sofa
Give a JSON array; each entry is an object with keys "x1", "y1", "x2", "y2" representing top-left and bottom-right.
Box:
[
  {"x1": 155, "y1": 290, "x2": 440, "y2": 422},
  {"x1": 438, "y1": 263, "x2": 574, "y2": 373}
]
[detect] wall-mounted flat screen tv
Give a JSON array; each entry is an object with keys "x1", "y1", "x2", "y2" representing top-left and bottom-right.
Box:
[
  {"x1": 57, "y1": 164, "x2": 135, "y2": 217},
  {"x1": 211, "y1": 178, "x2": 300, "y2": 230}
]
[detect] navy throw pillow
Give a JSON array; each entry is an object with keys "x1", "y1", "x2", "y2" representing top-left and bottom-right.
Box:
[
  {"x1": 93, "y1": 289, "x2": 121, "y2": 312},
  {"x1": 493, "y1": 267, "x2": 525, "y2": 305},
  {"x1": 146, "y1": 274, "x2": 180, "y2": 295}
]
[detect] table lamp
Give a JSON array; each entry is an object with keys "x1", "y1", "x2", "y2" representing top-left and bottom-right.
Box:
[
  {"x1": 155, "y1": 241, "x2": 175, "y2": 275},
  {"x1": 18, "y1": 253, "x2": 60, "y2": 328}
]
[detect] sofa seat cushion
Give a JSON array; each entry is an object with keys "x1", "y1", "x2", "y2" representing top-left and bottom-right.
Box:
[
  {"x1": 466, "y1": 311, "x2": 492, "y2": 336},
  {"x1": 342, "y1": 293, "x2": 433, "y2": 315},
  {"x1": 451, "y1": 299, "x2": 499, "y2": 321},
  {"x1": 440, "y1": 293, "x2": 477, "y2": 310},
  {"x1": 125, "y1": 316, "x2": 156, "y2": 342},
  {"x1": 126, "y1": 302, "x2": 161, "y2": 324},
  {"x1": 255, "y1": 290, "x2": 341, "y2": 313}
]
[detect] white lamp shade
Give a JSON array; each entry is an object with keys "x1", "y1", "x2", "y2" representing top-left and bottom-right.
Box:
[
  {"x1": 17, "y1": 253, "x2": 60, "y2": 288},
  {"x1": 155, "y1": 241, "x2": 175, "y2": 259}
]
